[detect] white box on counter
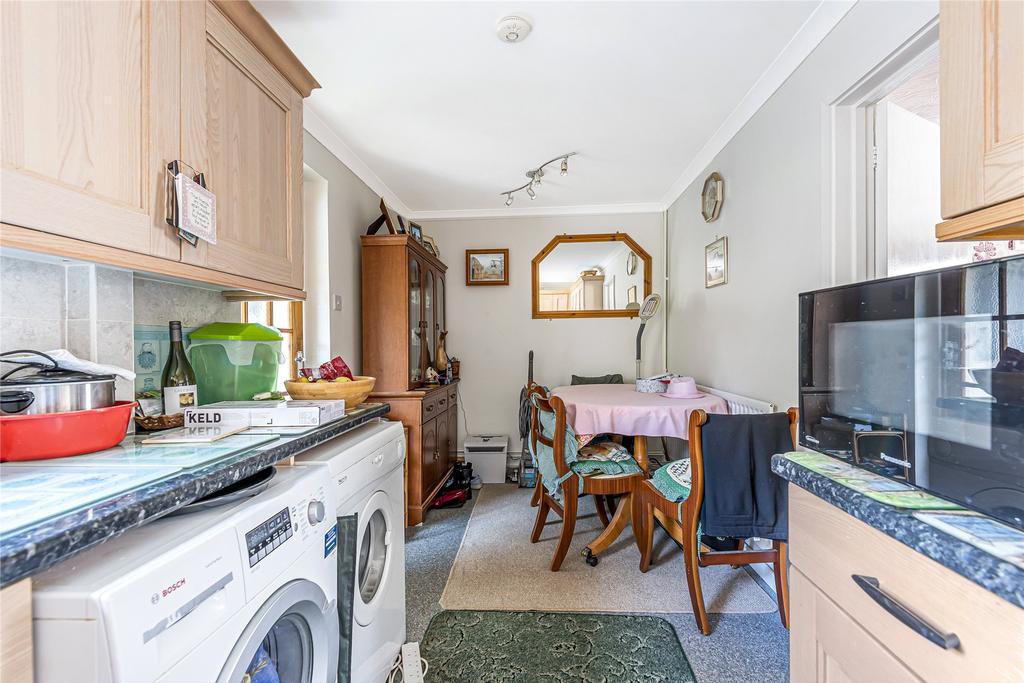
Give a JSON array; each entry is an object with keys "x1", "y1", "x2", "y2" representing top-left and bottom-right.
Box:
[{"x1": 183, "y1": 400, "x2": 346, "y2": 427}]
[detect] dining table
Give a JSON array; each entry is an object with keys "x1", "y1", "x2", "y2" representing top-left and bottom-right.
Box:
[{"x1": 549, "y1": 383, "x2": 729, "y2": 559}]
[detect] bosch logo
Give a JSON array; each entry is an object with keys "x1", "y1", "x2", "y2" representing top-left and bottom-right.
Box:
[{"x1": 161, "y1": 578, "x2": 186, "y2": 598}]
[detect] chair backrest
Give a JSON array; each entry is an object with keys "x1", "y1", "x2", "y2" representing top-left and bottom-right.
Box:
[
  {"x1": 528, "y1": 383, "x2": 571, "y2": 478},
  {"x1": 684, "y1": 408, "x2": 798, "y2": 517}
]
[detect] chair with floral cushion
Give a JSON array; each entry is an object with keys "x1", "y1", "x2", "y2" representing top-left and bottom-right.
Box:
[
  {"x1": 633, "y1": 407, "x2": 798, "y2": 634},
  {"x1": 528, "y1": 384, "x2": 646, "y2": 571}
]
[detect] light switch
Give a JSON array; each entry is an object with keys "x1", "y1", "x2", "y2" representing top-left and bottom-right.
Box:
[{"x1": 333, "y1": 294, "x2": 343, "y2": 311}]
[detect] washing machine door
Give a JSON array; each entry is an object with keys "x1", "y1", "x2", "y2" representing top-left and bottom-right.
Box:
[
  {"x1": 354, "y1": 489, "x2": 394, "y2": 627},
  {"x1": 218, "y1": 579, "x2": 339, "y2": 683}
]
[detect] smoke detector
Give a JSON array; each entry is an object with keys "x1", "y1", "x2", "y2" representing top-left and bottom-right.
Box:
[{"x1": 496, "y1": 15, "x2": 531, "y2": 43}]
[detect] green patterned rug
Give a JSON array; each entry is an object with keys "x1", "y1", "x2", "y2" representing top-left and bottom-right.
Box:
[{"x1": 420, "y1": 610, "x2": 696, "y2": 682}]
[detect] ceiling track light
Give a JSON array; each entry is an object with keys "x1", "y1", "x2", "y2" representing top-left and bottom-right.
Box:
[{"x1": 499, "y1": 152, "x2": 577, "y2": 207}]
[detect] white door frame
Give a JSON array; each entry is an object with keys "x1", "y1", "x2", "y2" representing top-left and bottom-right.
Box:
[{"x1": 820, "y1": 18, "x2": 939, "y2": 286}]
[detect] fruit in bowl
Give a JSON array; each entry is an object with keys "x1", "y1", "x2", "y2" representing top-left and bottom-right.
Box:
[{"x1": 284, "y1": 375, "x2": 376, "y2": 406}]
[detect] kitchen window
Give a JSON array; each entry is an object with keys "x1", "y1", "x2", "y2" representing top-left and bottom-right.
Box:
[{"x1": 241, "y1": 301, "x2": 303, "y2": 387}]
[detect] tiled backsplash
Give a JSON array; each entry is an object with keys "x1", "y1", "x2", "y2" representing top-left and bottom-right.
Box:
[{"x1": 0, "y1": 253, "x2": 240, "y2": 401}]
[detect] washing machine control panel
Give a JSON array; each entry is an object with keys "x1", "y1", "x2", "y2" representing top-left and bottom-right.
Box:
[{"x1": 245, "y1": 507, "x2": 293, "y2": 567}]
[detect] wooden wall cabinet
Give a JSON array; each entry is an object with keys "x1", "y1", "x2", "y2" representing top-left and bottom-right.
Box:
[
  {"x1": 788, "y1": 486, "x2": 1024, "y2": 683},
  {"x1": 0, "y1": 0, "x2": 180, "y2": 260},
  {"x1": 361, "y1": 235, "x2": 458, "y2": 524},
  {"x1": 937, "y1": 0, "x2": 1024, "y2": 241},
  {"x1": 0, "y1": 0, "x2": 316, "y2": 297}
]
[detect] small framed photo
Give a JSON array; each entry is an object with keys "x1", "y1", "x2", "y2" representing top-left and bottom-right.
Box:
[
  {"x1": 395, "y1": 214, "x2": 407, "y2": 234},
  {"x1": 466, "y1": 249, "x2": 509, "y2": 286},
  {"x1": 627, "y1": 285, "x2": 638, "y2": 305},
  {"x1": 409, "y1": 222, "x2": 423, "y2": 243},
  {"x1": 422, "y1": 235, "x2": 439, "y2": 258},
  {"x1": 705, "y1": 236, "x2": 728, "y2": 288},
  {"x1": 379, "y1": 198, "x2": 398, "y2": 235}
]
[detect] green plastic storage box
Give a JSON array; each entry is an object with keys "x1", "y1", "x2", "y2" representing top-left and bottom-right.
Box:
[{"x1": 187, "y1": 322, "x2": 283, "y2": 404}]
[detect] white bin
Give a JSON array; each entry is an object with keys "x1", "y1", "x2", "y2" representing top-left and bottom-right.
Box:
[{"x1": 464, "y1": 434, "x2": 509, "y2": 483}]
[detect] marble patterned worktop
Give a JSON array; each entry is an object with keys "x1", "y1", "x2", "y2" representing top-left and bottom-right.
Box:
[
  {"x1": 772, "y1": 452, "x2": 1024, "y2": 609},
  {"x1": 0, "y1": 403, "x2": 390, "y2": 587}
]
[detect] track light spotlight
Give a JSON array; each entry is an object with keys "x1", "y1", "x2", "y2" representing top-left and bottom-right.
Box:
[{"x1": 500, "y1": 152, "x2": 577, "y2": 206}]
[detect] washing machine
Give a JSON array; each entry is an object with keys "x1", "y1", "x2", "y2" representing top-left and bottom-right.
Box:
[
  {"x1": 293, "y1": 419, "x2": 406, "y2": 683},
  {"x1": 32, "y1": 465, "x2": 339, "y2": 683}
]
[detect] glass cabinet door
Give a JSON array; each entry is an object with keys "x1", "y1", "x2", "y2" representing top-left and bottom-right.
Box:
[
  {"x1": 425, "y1": 270, "x2": 435, "y2": 369},
  {"x1": 409, "y1": 257, "x2": 422, "y2": 386},
  {"x1": 436, "y1": 273, "x2": 445, "y2": 355}
]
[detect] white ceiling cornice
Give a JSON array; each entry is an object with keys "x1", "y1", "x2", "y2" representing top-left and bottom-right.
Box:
[
  {"x1": 408, "y1": 202, "x2": 667, "y2": 222},
  {"x1": 303, "y1": 104, "x2": 414, "y2": 217},
  {"x1": 298, "y1": 1, "x2": 856, "y2": 222},
  {"x1": 658, "y1": 0, "x2": 857, "y2": 209}
]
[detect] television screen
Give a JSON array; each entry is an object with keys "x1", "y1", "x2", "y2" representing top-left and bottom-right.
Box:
[{"x1": 799, "y1": 255, "x2": 1024, "y2": 530}]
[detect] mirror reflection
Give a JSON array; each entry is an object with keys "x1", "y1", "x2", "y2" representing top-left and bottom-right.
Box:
[{"x1": 536, "y1": 238, "x2": 647, "y2": 313}]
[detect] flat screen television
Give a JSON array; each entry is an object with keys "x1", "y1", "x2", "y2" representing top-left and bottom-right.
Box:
[{"x1": 798, "y1": 255, "x2": 1024, "y2": 530}]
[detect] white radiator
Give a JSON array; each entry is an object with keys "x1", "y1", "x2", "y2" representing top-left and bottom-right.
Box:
[{"x1": 696, "y1": 385, "x2": 776, "y2": 415}]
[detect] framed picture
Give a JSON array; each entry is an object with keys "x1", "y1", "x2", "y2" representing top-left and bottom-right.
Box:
[
  {"x1": 627, "y1": 285, "x2": 638, "y2": 305},
  {"x1": 409, "y1": 222, "x2": 423, "y2": 243},
  {"x1": 422, "y1": 235, "x2": 439, "y2": 258},
  {"x1": 705, "y1": 236, "x2": 728, "y2": 288},
  {"x1": 466, "y1": 249, "x2": 509, "y2": 286},
  {"x1": 395, "y1": 214, "x2": 407, "y2": 234},
  {"x1": 379, "y1": 198, "x2": 398, "y2": 235}
]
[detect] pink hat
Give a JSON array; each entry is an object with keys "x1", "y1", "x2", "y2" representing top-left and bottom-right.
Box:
[{"x1": 661, "y1": 376, "x2": 705, "y2": 399}]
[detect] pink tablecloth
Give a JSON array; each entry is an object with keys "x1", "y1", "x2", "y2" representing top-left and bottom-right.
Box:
[{"x1": 551, "y1": 384, "x2": 728, "y2": 441}]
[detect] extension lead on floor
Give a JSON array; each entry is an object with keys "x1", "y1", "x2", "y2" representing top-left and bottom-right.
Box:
[{"x1": 388, "y1": 643, "x2": 428, "y2": 683}]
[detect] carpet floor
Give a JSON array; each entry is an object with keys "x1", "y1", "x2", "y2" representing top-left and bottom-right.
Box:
[
  {"x1": 440, "y1": 485, "x2": 776, "y2": 614},
  {"x1": 421, "y1": 610, "x2": 696, "y2": 683},
  {"x1": 406, "y1": 484, "x2": 791, "y2": 683}
]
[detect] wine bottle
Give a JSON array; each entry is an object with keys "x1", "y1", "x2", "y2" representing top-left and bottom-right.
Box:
[{"x1": 161, "y1": 321, "x2": 198, "y2": 415}]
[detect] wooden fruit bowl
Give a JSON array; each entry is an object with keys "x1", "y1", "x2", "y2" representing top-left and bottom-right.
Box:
[{"x1": 284, "y1": 375, "x2": 376, "y2": 407}]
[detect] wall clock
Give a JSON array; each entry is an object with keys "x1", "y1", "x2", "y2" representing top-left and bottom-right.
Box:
[
  {"x1": 625, "y1": 250, "x2": 638, "y2": 275},
  {"x1": 701, "y1": 172, "x2": 724, "y2": 222}
]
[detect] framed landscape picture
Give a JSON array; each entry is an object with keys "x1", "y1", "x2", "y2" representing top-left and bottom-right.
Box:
[
  {"x1": 466, "y1": 249, "x2": 509, "y2": 286},
  {"x1": 705, "y1": 236, "x2": 728, "y2": 288}
]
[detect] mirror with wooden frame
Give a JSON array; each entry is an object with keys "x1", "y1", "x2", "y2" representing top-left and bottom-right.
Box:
[{"x1": 532, "y1": 233, "x2": 652, "y2": 319}]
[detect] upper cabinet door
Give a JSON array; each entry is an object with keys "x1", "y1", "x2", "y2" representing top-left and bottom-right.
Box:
[
  {"x1": 940, "y1": 0, "x2": 1024, "y2": 220},
  {"x1": 180, "y1": 1, "x2": 303, "y2": 290},
  {"x1": 0, "y1": 0, "x2": 180, "y2": 258}
]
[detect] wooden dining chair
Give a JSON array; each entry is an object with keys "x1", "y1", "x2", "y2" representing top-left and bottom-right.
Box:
[
  {"x1": 528, "y1": 385, "x2": 645, "y2": 571},
  {"x1": 633, "y1": 407, "x2": 798, "y2": 635}
]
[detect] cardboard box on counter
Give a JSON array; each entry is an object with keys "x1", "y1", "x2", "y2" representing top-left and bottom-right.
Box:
[{"x1": 184, "y1": 400, "x2": 346, "y2": 427}]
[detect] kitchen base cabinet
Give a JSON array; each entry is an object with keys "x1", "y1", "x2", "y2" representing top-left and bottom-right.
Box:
[
  {"x1": 0, "y1": 579, "x2": 32, "y2": 683},
  {"x1": 788, "y1": 486, "x2": 1024, "y2": 683}
]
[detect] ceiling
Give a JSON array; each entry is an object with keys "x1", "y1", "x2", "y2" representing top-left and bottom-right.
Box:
[
  {"x1": 539, "y1": 241, "x2": 631, "y2": 282},
  {"x1": 255, "y1": 1, "x2": 850, "y2": 218}
]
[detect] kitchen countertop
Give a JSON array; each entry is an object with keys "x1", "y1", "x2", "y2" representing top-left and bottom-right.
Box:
[
  {"x1": 772, "y1": 452, "x2": 1024, "y2": 609},
  {"x1": 0, "y1": 402, "x2": 390, "y2": 587}
]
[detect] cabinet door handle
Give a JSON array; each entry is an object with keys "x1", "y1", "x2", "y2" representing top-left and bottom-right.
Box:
[
  {"x1": 851, "y1": 575, "x2": 960, "y2": 650},
  {"x1": 425, "y1": 404, "x2": 434, "y2": 413},
  {"x1": 439, "y1": 398, "x2": 446, "y2": 406}
]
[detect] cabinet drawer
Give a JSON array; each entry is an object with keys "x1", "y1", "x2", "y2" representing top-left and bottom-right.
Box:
[
  {"x1": 435, "y1": 390, "x2": 451, "y2": 414},
  {"x1": 789, "y1": 486, "x2": 1024, "y2": 683},
  {"x1": 422, "y1": 393, "x2": 444, "y2": 421},
  {"x1": 791, "y1": 567, "x2": 921, "y2": 683}
]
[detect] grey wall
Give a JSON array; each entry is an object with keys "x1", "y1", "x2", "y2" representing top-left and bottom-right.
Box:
[
  {"x1": 420, "y1": 212, "x2": 665, "y2": 453},
  {"x1": 665, "y1": 1, "x2": 937, "y2": 411},
  {"x1": 302, "y1": 131, "x2": 381, "y2": 372}
]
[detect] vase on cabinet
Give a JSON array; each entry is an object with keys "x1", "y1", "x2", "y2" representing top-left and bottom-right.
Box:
[{"x1": 435, "y1": 331, "x2": 449, "y2": 373}]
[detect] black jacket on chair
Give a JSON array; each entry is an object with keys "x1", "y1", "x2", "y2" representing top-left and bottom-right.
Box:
[{"x1": 699, "y1": 412, "x2": 791, "y2": 541}]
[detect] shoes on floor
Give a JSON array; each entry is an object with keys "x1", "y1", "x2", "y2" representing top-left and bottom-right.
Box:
[{"x1": 470, "y1": 475, "x2": 483, "y2": 490}]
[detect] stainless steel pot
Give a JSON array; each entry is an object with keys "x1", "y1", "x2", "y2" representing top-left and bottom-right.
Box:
[{"x1": 0, "y1": 350, "x2": 117, "y2": 415}]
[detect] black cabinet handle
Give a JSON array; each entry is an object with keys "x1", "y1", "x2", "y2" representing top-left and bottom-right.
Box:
[{"x1": 852, "y1": 575, "x2": 960, "y2": 650}]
